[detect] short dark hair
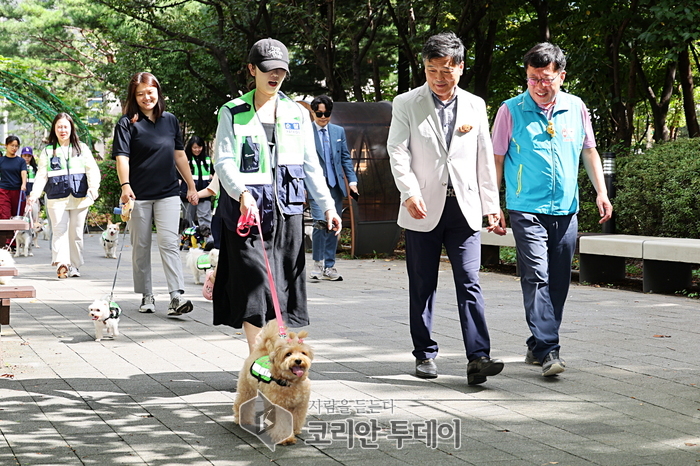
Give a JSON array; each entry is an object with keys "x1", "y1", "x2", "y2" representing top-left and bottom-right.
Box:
[
  {"x1": 5, "y1": 135, "x2": 20, "y2": 147},
  {"x1": 523, "y1": 43, "x2": 566, "y2": 72},
  {"x1": 422, "y1": 32, "x2": 464, "y2": 65},
  {"x1": 124, "y1": 72, "x2": 166, "y2": 123},
  {"x1": 310, "y1": 95, "x2": 333, "y2": 112}
]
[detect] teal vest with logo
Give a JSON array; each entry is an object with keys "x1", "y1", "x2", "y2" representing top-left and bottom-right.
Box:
[{"x1": 503, "y1": 91, "x2": 585, "y2": 215}]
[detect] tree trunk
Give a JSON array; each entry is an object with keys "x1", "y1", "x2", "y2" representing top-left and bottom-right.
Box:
[
  {"x1": 529, "y1": 0, "x2": 550, "y2": 42},
  {"x1": 636, "y1": 58, "x2": 677, "y2": 143},
  {"x1": 397, "y1": 48, "x2": 410, "y2": 94},
  {"x1": 372, "y1": 56, "x2": 383, "y2": 101},
  {"x1": 679, "y1": 46, "x2": 700, "y2": 138}
]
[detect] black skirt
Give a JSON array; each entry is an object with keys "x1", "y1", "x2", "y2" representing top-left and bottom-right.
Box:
[{"x1": 212, "y1": 208, "x2": 308, "y2": 329}]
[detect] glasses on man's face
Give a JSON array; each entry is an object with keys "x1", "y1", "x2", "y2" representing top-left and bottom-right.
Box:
[
  {"x1": 526, "y1": 75, "x2": 560, "y2": 86},
  {"x1": 315, "y1": 111, "x2": 331, "y2": 118}
]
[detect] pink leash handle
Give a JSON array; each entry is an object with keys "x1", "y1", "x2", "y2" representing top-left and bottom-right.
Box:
[{"x1": 236, "y1": 207, "x2": 287, "y2": 338}]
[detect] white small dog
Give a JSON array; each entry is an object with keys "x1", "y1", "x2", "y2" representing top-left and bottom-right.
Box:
[
  {"x1": 12, "y1": 216, "x2": 34, "y2": 258},
  {"x1": 0, "y1": 248, "x2": 16, "y2": 284},
  {"x1": 26, "y1": 202, "x2": 41, "y2": 248},
  {"x1": 40, "y1": 219, "x2": 51, "y2": 241},
  {"x1": 32, "y1": 221, "x2": 43, "y2": 248},
  {"x1": 101, "y1": 220, "x2": 121, "y2": 258},
  {"x1": 186, "y1": 247, "x2": 219, "y2": 284},
  {"x1": 88, "y1": 298, "x2": 122, "y2": 341}
]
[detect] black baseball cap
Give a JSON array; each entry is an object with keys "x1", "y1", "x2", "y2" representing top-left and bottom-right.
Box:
[{"x1": 248, "y1": 38, "x2": 289, "y2": 73}]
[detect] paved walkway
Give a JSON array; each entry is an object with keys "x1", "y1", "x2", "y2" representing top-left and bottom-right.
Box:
[{"x1": 1, "y1": 230, "x2": 699, "y2": 465}]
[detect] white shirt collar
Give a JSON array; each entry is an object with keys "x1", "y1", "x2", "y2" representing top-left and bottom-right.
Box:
[{"x1": 313, "y1": 121, "x2": 329, "y2": 132}]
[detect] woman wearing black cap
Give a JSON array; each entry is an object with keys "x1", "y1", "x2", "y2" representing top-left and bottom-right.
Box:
[{"x1": 212, "y1": 38, "x2": 341, "y2": 353}]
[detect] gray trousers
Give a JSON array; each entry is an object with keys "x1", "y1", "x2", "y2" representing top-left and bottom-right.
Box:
[
  {"x1": 129, "y1": 196, "x2": 185, "y2": 295},
  {"x1": 185, "y1": 198, "x2": 213, "y2": 229}
]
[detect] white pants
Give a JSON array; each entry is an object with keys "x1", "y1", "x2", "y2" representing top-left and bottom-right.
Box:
[
  {"x1": 129, "y1": 196, "x2": 184, "y2": 295},
  {"x1": 48, "y1": 205, "x2": 89, "y2": 267}
]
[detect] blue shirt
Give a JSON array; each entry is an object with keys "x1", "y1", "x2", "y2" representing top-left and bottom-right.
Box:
[{"x1": 0, "y1": 155, "x2": 27, "y2": 190}]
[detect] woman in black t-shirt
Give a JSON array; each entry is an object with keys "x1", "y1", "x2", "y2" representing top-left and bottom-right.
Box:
[
  {"x1": 0, "y1": 135, "x2": 27, "y2": 219},
  {"x1": 113, "y1": 72, "x2": 198, "y2": 317}
]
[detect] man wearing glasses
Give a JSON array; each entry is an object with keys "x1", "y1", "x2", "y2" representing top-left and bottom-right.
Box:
[
  {"x1": 387, "y1": 32, "x2": 503, "y2": 384},
  {"x1": 491, "y1": 42, "x2": 612, "y2": 377},
  {"x1": 307, "y1": 95, "x2": 358, "y2": 281}
]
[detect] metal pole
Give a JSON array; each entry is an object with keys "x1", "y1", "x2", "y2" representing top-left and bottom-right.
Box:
[{"x1": 601, "y1": 151, "x2": 616, "y2": 234}]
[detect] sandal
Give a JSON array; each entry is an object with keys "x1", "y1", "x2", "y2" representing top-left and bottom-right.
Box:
[{"x1": 202, "y1": 269, "x2": 215, "y2": 300}]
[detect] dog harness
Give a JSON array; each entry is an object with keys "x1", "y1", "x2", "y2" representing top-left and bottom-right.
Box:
[
  {"x1": 250, "y1": 355, "x2": 288, "y2": 386},
  {"x1": 101, "y1": 231, "x2": 116, "y2": 243},
  {"x1": 196, "y1": 254, "x2": 211, "y2": 270},
  {"x1": 103, "y1": 302, "x2": 122, "y2": 322}
]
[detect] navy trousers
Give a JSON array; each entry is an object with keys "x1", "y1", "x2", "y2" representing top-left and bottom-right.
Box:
[
  {"x1": 509, "y1": 210, "x2": 578, "y2": 362},
  {"x1": 405, "y1": 197, "x2": 491, "y2": 361},
  {"x1": 309, "y1": 185, "x2": 344, "y2": 268}
]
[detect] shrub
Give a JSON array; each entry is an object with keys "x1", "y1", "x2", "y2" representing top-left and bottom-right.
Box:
[
  {"x1": 95, "y1": 158, "x2": 120, "y2": 217},
  {"x1": 614, "y1": 138, "x2": 700, "y2": 238}
]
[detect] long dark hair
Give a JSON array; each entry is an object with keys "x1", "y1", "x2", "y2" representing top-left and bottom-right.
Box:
[
  {"x1": 185, "y1": 135, "x2": 210, "y2": 173},
  {"x1": 47, "y1": 113, "x2": 82, "y2": 155},
  {"x1": 185, "y1": 136, "x2": 207, "y2": 160},
  {"x1": 124, "y1": 72, "x2": 166, "y2": 123},
  {"x1": 24, "y1": 153, "x2": 38, "y2": 171}
]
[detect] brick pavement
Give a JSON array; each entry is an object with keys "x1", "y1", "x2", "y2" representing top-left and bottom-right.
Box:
[{"x1": 1, "y1": 230, "x2": 699, "y2": 465}]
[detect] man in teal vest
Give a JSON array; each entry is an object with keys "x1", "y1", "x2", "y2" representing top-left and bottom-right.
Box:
[{"x1": 491, "y1": 43, "x2": 612, "y2": 377}]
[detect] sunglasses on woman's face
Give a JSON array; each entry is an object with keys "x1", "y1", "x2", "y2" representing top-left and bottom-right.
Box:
[{"x1": 314, "y1": 111, "x2": 331, "y2": 118}]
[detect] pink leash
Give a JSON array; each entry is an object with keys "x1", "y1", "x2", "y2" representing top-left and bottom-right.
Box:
[{"x1": 237, "y1": 207, "x2": 287, "y2": 338}]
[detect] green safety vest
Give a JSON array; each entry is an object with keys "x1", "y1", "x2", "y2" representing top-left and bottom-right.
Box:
[{"x1": 196, "y1": 253, "x2": 211, "y2": 270}]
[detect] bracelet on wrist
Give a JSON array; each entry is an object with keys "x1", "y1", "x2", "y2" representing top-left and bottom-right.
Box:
[
  {"x1": 121, "y1": 182, "x2": 130, "y2": 187},
  {"x1": 239, "y1": 190, "x2": 249, "y2": 202}
]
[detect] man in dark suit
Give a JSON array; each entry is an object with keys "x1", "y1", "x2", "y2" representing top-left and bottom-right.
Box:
[
  {"x1": 387, "y1": 32, "x2": 503, "y2": 384},
  {"x1": 308, "y1": 95, "x2": 358, "y2": 281}
]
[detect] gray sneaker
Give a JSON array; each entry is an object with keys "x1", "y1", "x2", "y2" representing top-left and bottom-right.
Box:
[
  {"x1": 139, "y1": 295, "x2": 155, "y2": 313},
  {"x1": 542, "y1": 350, "x2": 566, "y2": 377},
  {"x1": 68, "y1": 266, "x2": 81, "y2": 277},
  {"x1": 322, "y1": 267, "x2": 343, "y2": 281},
  {"x1": 309, "y1": 260, "x2": 324, "y2": 280},
  {"x1": 525, "y1": 349, "x2": 541, "y2": 365},
  {"x1": 168, "y1": 295, "x2": 193, "y2": 316}
]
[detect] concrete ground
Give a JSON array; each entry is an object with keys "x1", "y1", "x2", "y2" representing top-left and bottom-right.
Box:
[{"x1": 0, "y1": 229, "x2": 699, "y2": 465}]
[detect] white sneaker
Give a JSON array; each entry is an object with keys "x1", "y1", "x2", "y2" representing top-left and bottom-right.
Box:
[
  {"x1": 139, "y1": 295, "x2": 155, "y2": 313},
  {"x1": 68, "y1": 266, "x2": 80, "y2": 277},
  {"x1": 322, "y1": 267, "x2": 342, "y2": 281},
  {"x1": 309, "y1": 260, "x2": 324, "y2": 280}
]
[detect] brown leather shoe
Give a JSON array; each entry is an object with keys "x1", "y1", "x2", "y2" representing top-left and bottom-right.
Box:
[{"x1": 56, "y1": 264, "x2": 68, "y2": 279}]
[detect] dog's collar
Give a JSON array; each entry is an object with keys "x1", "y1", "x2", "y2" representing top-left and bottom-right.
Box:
[{"x1": 250, "y1": 356, "x2": 289, "y2": 387}]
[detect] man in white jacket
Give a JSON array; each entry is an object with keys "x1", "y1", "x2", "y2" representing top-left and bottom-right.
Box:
[{"x1": 387, "y1": 32, "x2": 503, "y2": 385}]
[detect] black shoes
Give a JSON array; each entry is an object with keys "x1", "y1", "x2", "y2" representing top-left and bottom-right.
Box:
[
  {"x1": 415, "y1": 358, "x2": 438, "y2": 379},
  {"x1": 467, "y1": 356, "x2": 504, "y2": 385},
  {"x1": 542, "y1": 350, "x2": 565, "y2": 377}
]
